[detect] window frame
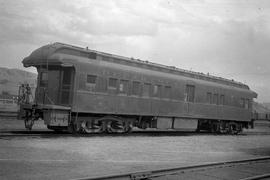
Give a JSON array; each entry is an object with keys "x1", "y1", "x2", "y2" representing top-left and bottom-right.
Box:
[
  {"x1": 213, "y1": 93, "x2": 218, "y2": 105},
  {"x1": 164, "y1": 85, "x2": 172, "y2": 99},
  {"x1": 119, "y1": 79, "x2": 129, "y2": 95},
  {"x1": 132, "y1": 81, "x2": 141, "y2": 96},
  {"x1": 185, "y1": 84, "x2": 195, "y2": 102},
  {"x1": 207, "y1": 92, "x2": 212, "y2": 104},
  {"x1": 40, "y1": 71, "x2": 48, "y2": 87},
  {"x1": 153, "y1": 84, "x2": 162, "y2": 98},
  {"x1": 240, "y1": 98, "x2": 245, "y2": 108},
  {"x1": 142, "y1": 83, "x2": 151, "y2": 97},
  {"x1": 108, "y1": 77, "x2": 118, "y2": 89},
  {"x1": 86, "y1": 74, "x2": 97, "y2": 86},
  {"x1": 245, "y1": 98, "x2": 249, "y2": 109},
  {"x1": 220, "y1": 94, "x2": 225, "y2": 105}
]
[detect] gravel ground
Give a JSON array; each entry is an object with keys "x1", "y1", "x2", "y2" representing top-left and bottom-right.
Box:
[{"x1": 1, "y1": 118, "x2": 270, "y2": 179}]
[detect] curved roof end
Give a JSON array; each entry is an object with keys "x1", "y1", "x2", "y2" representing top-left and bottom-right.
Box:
[
  {"x1": 22, "y1": 56, "x2": 33, "y2": 67},
  {"x1": 252, "y1": 91, "x2": 258, "y2": 98}
]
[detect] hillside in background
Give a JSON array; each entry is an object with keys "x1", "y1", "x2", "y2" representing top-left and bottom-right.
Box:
[
  {"x1": 262, "y1": 103, "x2": 270, "y2": 110},
  {"x1": 253, "y1": 101, "x2": 270, "y2": 113},
  {"x1": 0, "y1": 67, "x2": 37, "y2": 96}
]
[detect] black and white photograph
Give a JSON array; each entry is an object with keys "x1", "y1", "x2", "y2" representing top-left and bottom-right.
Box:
[{"x1": 1, "y1": 0, "x2": 270, "y2": 179}]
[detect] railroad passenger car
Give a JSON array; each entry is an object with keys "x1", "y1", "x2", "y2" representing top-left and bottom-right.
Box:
[{"x1": 19, "y1": 42, "x2": 257, "y2": 134}]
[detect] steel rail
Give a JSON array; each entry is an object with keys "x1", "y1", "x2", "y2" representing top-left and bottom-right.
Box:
[
  {"x1": 0, "y1": 134, "x2": 64, "y2": 138},
  {"x1": 240, "y1": 173, "x2": 270, "y2": 180},
  {"x1": 75, "y1": 156, "x2": 270, "y2": 180},
  {"x1": 0, "y1": 132, "x2": 72, "y2": 138}
]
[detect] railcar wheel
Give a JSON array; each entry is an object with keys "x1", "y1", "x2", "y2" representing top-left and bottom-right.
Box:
[
  {"x1": 228, "y1": 123, "x2": 238, "y2": 135},
  {"x1": 106, "y1": 120, "x2": 125, "y2": 133},
  {"x1": 24, "y1": 111, "x2": 34, "y2": 130},
  {"x1": 125, "y1": 123, "x2": 133, "y2": 133},
  {"x1": 24, "y1": 118, "x2": 34, "y2": 130},
  {"x1": 237, "y1": 124, "x2": 243, "y2": 134},
  {"x1": 81, "y1": 121, "x2": 103, "y2": 133},
  {"x1": 210, "y1": 122, "x2": 220, "y2": 134},
  {"x1": 219, "y1": 121, "x2": 228, "y2": 134},
  {"x1": 106, "y1": 120, "x2": 133, "y2": 134}
]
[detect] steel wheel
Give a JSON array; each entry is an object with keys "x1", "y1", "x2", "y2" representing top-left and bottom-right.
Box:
[
  {"x1": 106, "y1": 120, "x2": 133, "y2": 134},
  {"x1": 228, "y1": 123, "x2": 238, "y2": 135},
  {"x1": 81, "y1": 120, "x2": 103, "y2": 133},
  {"x1": 106, "y1": 120, "x2": 125, "y2": 133},
  {"x1": 24, "y1": 118, "x2": 34, "y2": 130},
  {"x1": 24, "y1": 111, "x2": 34, "y2": 130}
]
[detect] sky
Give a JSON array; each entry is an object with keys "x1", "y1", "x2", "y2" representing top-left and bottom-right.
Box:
[{"x1": 0, "y1": 0, "x2": 270, "y2": 102}]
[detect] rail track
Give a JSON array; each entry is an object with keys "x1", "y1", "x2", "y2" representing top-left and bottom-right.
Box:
[
  {"x1": 1, "y1": 129, "x2": 270, "y2": 138},
  {"x1": 75, "y1": 156, "x2": 270, "y2": 180},
  {"x1": 0, "y1": 130, "x2": 72, "y2": 138},
  {"x1": 1, "y1": 129, "x2": 257, "y2": 138}
]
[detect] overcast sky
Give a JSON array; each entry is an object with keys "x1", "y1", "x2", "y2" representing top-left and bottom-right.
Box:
[{"x1": 0, "y1": 0, "x2": 270, "y2": 102}]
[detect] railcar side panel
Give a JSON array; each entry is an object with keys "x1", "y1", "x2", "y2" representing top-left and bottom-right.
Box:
[{"x1": 72, "y1": 59, "x2": 254, "y2": 122}]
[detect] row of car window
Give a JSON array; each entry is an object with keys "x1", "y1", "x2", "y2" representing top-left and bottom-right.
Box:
[
  {"x1": 86, "y1": 74, "x2": 250, "y2": 109},
  {"x1": 86, "y1": 74, "x2": 172, "y2": 98}
]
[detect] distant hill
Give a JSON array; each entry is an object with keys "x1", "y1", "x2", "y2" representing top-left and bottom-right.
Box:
[
  {"x1": 0, "y1": 67, "x2": 37, "y2": 96},
  {"x1": 253, "y1": 101, "x2": 270, "y2": 113},
  {"x1": 262, "y1": 103, "x2": 270, "y2": 110}
]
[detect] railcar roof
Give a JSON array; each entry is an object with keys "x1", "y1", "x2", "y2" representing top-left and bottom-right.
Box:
[{"x1": 23, "y1": 42, "x2": 250, "y2": 90}]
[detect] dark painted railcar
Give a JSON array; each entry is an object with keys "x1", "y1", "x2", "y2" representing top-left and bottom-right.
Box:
[{"x1": 19, "y1": 42, "x2": 257, "y2": 134}]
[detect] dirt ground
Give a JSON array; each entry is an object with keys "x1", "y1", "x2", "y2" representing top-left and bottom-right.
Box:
[{"x1": 1, "y1": 118, "x2": 270, "y2": 180}]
